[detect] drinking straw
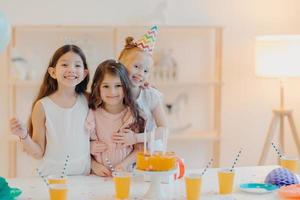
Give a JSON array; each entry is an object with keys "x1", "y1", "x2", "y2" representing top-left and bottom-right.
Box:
[
  {"x1": 271, "y1": 142, "x2": 283, "y2": 158},
  {"x1": 230, "y1": 149, "x2": 242, "y2": 172},
  {"x1": 61, "y1": 154, "x2": 70, "y2": 178},
  {"x1": 201, "y1": 158, "x2": 214, "y2": 176},
  {"x1": 36, "y1": 168, "x2": 49, "y2": 187},
  {"x1": 105, "y1": 158, "x2": 115, "y2": 172}
]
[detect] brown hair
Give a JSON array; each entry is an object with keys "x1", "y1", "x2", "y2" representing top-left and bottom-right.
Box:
[
  {"x1": 89, "y1": 59, "x2": 145, "y2": 132},
  {"x1": 28, "y1": 44, "x2": 90, "y2": 136}
]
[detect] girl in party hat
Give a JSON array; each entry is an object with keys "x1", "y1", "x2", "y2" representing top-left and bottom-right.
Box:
[
  {"x1": 10, "y1": 45, "x2": 91, "y2": 176},
  {"x1": 90, "y1": 27, "x2": 167, "y2": 175},
  {"x1": 116, "y1": 25, "x2": 168, "y2": 143}
]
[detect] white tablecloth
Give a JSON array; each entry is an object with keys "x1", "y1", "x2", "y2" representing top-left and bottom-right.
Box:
[{"x1": 8, "y1": 165, "x2": 282, "y2": 200}]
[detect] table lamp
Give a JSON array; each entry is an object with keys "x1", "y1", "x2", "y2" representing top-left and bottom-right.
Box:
[{"x1": 255, "y1": 35, "x2": 300, "y2": 165}]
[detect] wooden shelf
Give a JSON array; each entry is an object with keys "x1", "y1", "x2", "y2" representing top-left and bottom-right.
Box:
[
  {"x1": 6, "y1": 25, "x2": 223, "y2": 177},
  {"x1": 8, "y1": 80, "x2": 224, "y2": 88},
  {"x1": 168, "y1": 131, "x2": 220, "y2": 141},
  {"x1": 9, "y1": 80, "x2": 40, "y2": 87},
  {"x1": 155, "y1": 81, "x2": 224, "y2": 88},
  {"x1": 4, "y1": 134, "x2": 19, "y2": 142}
]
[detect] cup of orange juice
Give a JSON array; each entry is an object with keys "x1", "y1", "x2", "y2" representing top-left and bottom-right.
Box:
[
  {"x1": 280, "y1": 156, "x2": 298, "y2": 173},
  {"x1": 48, "y1": 175, "x2": 67, "y2": 184},
  {"x1": 218, "y1": 169, "x2": 235, "y2": 195},
  {"x1": 49, "y1": 184, "x2": 68, "y2": 200},
  {"x1": 113, "y1": 171, "x2": 131, "y2": 199},
  {"x1": 185, "y1": 173, "x2": 202, "y2": 200}
]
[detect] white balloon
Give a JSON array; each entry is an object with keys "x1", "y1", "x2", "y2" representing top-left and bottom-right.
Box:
[{"x1": 0, "y1": 12, "x2": 11, "y2": 53}]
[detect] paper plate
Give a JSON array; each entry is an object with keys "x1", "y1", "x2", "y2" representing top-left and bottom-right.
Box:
[
  {"x1": 10, "y1": 187, "x2": 22, "y2": 199},
  {"x1": 239, "y1": 183, "x2": 278, "y2": 194}
]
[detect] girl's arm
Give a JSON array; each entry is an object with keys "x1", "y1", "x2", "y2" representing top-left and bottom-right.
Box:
[
  {"x1": 134, "y1": 101, "x2": 168, "y2": 143},
  {"x1": 115, "y1": 144, "x2": 142, "y2": 171},
  {"x1": 86, "y1": 110, "x2": 108, "y2": 155},
  {"x1": 112, "y1": 102, "x2": 168, "y2": 145},
  {"x1": 150, "y1": 100, "x2": 168, "y2": 139},
  {"x1": 19, "y1": 101, "x2": 46, "y2": 159}
]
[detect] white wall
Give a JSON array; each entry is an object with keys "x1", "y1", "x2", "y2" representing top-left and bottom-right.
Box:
[
  {"x1": 0, "y1": 48, "x2": 9, "y2": 176},
  {"x1": 1, "y1": 0, "x2": 300, "y2": 176}
]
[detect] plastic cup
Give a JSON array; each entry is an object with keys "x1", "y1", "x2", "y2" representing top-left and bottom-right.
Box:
[
  {"x1": 49, "y1": 184, "x2": 68, "y2": 200},
  {"x1": 48, "y1": 175, "x2": 67, "y2": 184},
  {"x1": 113, "y1": 171, "x2": 131, "y2": 199},
  {"x1": 280, "y1": 156, "x2": 298, "y2": 173},
  {"x1": 185, "y1": 173, "x2": 202, "y2": 200},
  {"x1": 218, "y1": 169, "x2": 235, "y2": 194}
]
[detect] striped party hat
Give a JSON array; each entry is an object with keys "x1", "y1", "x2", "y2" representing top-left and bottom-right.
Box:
[{"x1": 134, "y1": 25, "x2": 158, "y2": 54}]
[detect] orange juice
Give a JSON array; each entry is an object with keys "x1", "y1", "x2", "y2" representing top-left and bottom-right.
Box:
[
  {"x1": 161, "y1": 152, "x2": 177, "y2": 171},
  {"x1": 136, "y1": 151, "x2": 176, "y2": 171},
  {"x1": 48, "y1": 175, "x2": 67, "y2": 184},
  {"x1": 280, "y1": 156, "x2": 298, "y2": 173},
  {"x1": 113, "y1": 172, "x2": 131, "y2": 199},
  {"x1": 49, "y1": 184, "x2": 68, "y2": 200},
  {"x1": 137, "y1": 151, "x2": 150, "y2": 170},
  {"x1": 218, "y1": 169, "x2": 235, "y2": 194},
  {"x1": 185, "y1": 173, "x2": 202, "y2": 200}
]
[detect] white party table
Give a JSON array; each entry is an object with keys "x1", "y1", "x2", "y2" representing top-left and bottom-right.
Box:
[{"x1": 7, "y1": 165, "x2": 283, "y2": 200}]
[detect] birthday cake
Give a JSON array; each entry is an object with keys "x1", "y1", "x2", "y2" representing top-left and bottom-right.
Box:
[{"x1": 136, "y1": 151, "x2": 177, "y2": 171}]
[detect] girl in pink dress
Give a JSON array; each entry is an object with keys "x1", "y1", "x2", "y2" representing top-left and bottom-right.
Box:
[{"x1": 85, "y1": 59, "x2": 145, "y2": 177}]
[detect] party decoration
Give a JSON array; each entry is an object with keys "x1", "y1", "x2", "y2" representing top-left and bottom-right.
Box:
[
  {"x1": 0, "y1": 11, "x2": 11, "y2": 53},
  {"x1": 279, "y1": 184, "x2": 300, "y2": 199},
  {"x1": 265, "y1": 168, "x2": 299, "y2": 187},
  {"x1": 0, "y1": 176, "x2": 22, "y2": 200},
  {"x1": 134, "y1": 26, "x2": 158, "y2": 54}
]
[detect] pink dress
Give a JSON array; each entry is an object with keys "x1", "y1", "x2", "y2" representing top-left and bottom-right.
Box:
[{"x1": 85, "y1": 107, "x2": 134, "y2": 168}]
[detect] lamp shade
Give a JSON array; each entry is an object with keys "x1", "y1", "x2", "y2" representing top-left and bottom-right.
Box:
[{"x1": 255, "y1": 35, "x2": 300, "y2": 77}]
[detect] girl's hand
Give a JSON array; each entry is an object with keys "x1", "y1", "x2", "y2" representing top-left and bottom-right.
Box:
[
  {"x1": 140, "y1": 81, "x2": 150, "y2": 89},
  {"x1": 115, "y1": 163, "x2": 126, "y2": 172},
  {"x1": 90, "y1": 140, "x2": 107, "y2": 155},
  {"x1": 10, "y1": 118, "x2": 28, "y2": 138},
  {"x1": 112, "y1": 129, "x2": 137, "y2": 146},
  {"x1": 140, "y1": 82, "x2": 157, "y2": 90},
  {"x1": 91, "y1": 161, "x2": 112, "y2": 177}
]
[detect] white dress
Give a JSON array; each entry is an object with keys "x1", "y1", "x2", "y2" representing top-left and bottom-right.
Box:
[
  {"x1": 136, "y1": 87, "x2": 164, "y2": 150},
  {"x1": 38, "y1": 94, "x2": 90, "y2": 176}
]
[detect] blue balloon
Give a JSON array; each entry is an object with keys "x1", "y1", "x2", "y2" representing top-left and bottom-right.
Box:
[{"x1": 0, "y1": 12, "x2": 11, "y2": 53}]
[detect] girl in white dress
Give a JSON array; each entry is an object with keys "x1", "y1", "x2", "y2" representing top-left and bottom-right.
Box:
[
  {"x1": 113, "y1": 26, "x2": 168, "y2": 147},
  {"x1": 10, "y1": 44, "x2": 91, "y2": 176}
]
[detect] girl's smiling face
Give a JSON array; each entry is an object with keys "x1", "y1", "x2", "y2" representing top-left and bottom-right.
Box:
[
  {"x1": 121, "y1": 50, "x2": 153, "y2": 87},
  {"x1": 48, "y1": 51, "x2": 88, "y2": 88},
  {"x1": 100, "y1": 73, "x2": 124, "y2": 107}
]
